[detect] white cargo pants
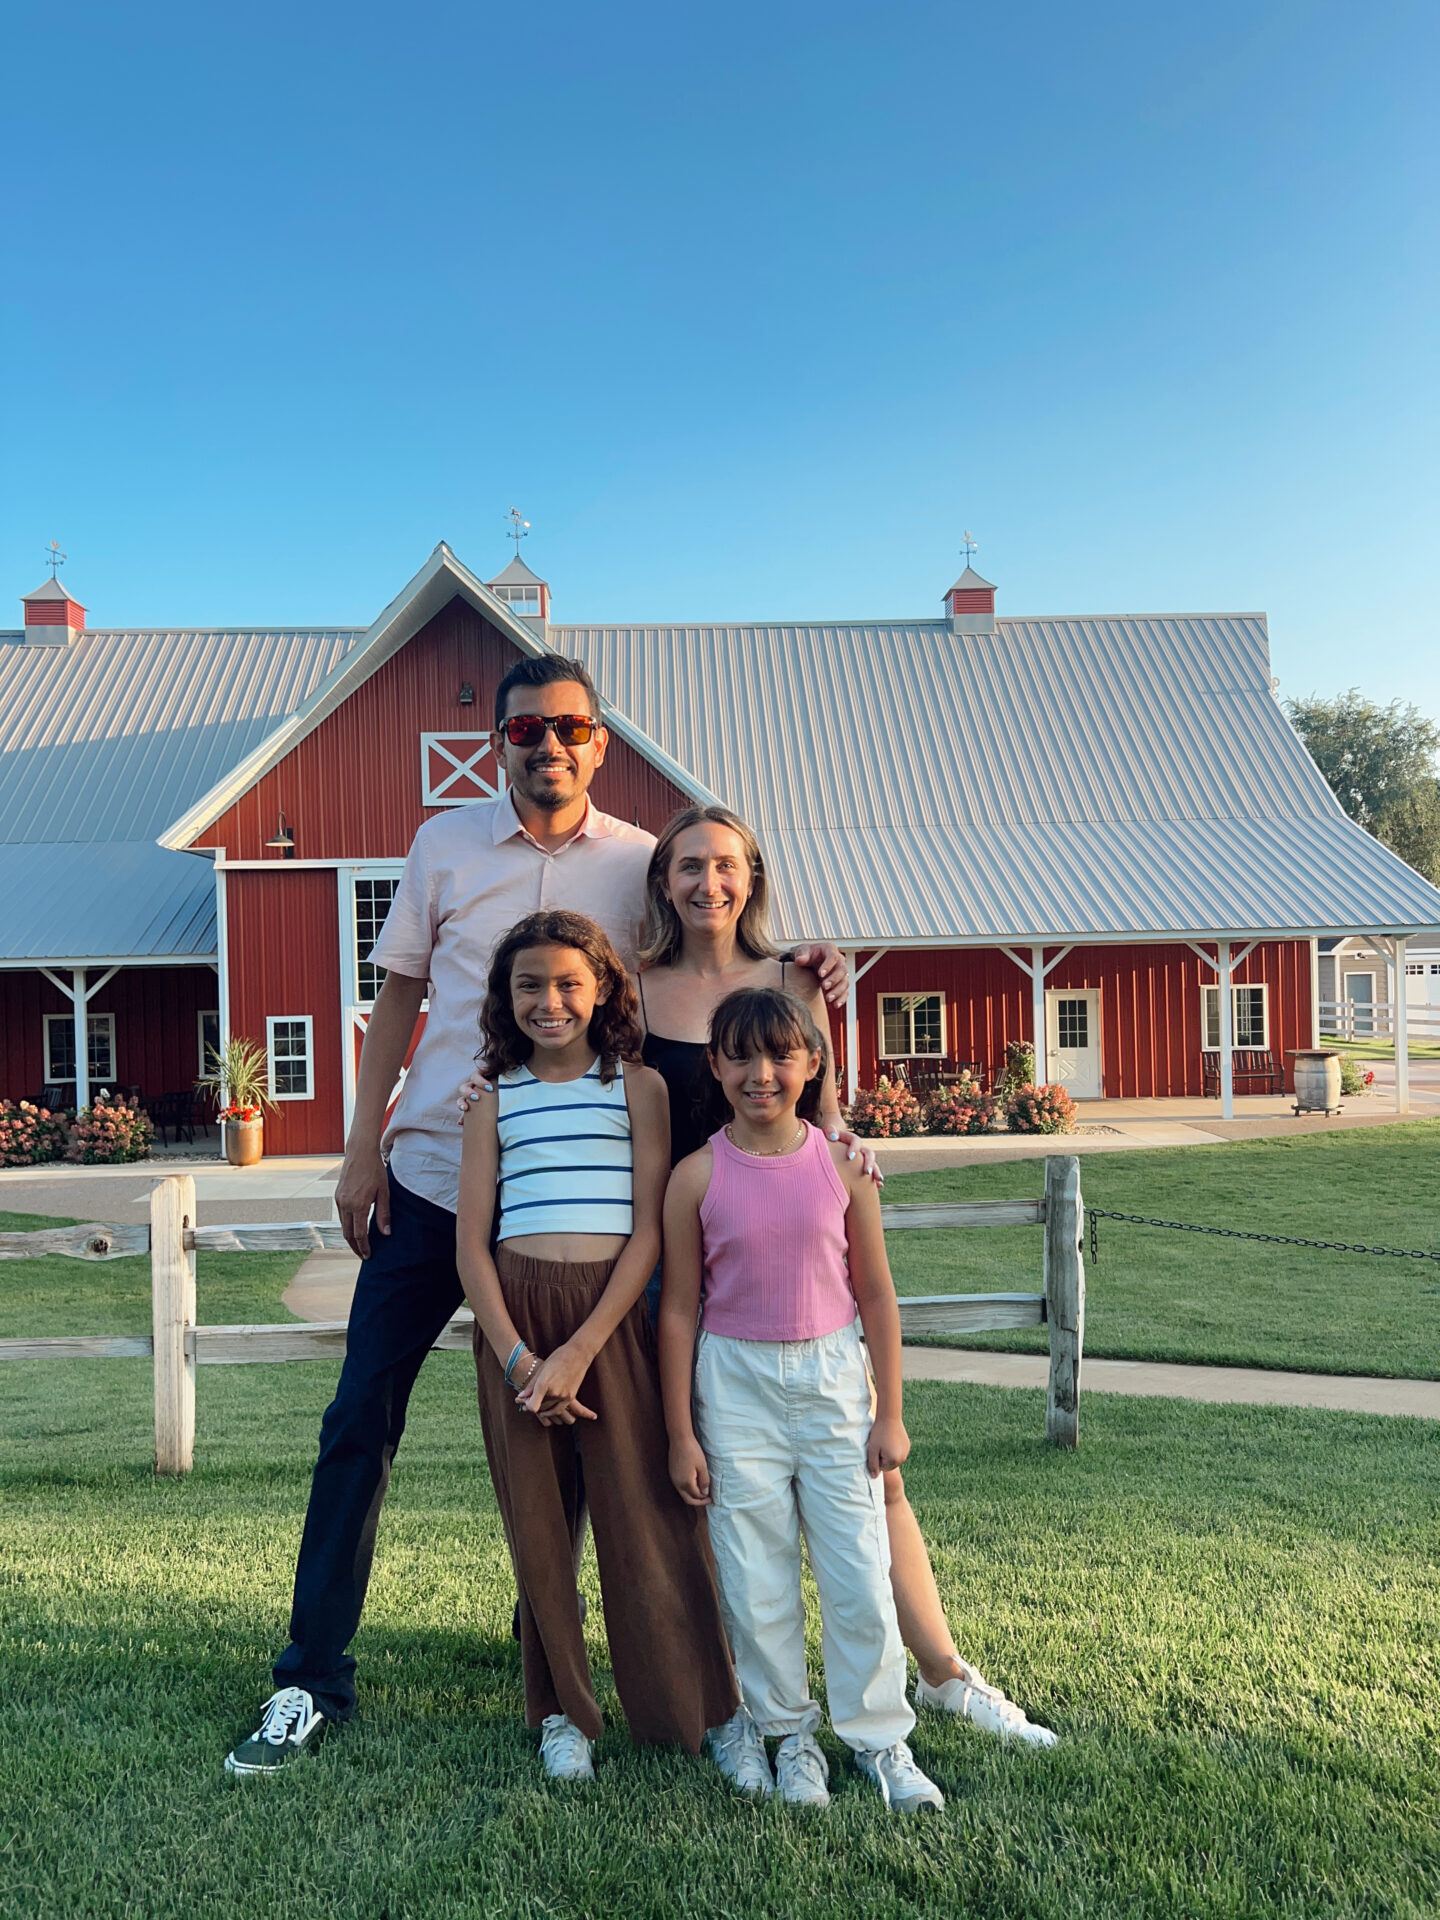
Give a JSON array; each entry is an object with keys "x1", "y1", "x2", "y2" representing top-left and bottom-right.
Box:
[{"x1": 693, "y1": 1319, "x2": 914, "y2": 1753}]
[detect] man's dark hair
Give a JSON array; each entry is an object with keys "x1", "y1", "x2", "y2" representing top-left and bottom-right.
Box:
[{"x1": 493, "y1": 653, "x2": 603, "y2": 732}]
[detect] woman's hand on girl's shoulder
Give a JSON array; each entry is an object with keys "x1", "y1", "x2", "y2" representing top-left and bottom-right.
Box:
[
  {"x1": 825, "y1": 1126, "x2": 883, "y2": 1188},
  {"x1": 456, "y1": 1070, "x2": 495, "y2": 1124}
]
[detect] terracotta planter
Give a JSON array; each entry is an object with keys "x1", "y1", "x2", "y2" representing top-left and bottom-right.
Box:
[{"x1": 223, "y1": 1116, "x2": 264, "y2": 1167}]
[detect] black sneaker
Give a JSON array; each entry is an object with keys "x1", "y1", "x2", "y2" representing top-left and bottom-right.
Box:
[{"x1": 224, "y1": 1687, "x2": 328, "y2": 1776}]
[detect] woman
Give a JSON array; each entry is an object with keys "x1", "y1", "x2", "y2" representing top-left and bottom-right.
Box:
[{"x1": 634, "y1": 804, "x2": 1054, "y2": 1745}]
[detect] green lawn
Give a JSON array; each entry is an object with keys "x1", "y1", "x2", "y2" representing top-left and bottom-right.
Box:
[
  {"x1": 884, "y1": 1123, "x2": 1440, "y2": 1379},
  {"x1": 1319, "y1": 1036, "x2": 1440, "y2": 1061},
  {"x1": 0, "y1": 1211, "x2": 305, "y2": 1337},
  {"x1": 1, "y1": 1352, "x2": 1437, "y2": 1918}
]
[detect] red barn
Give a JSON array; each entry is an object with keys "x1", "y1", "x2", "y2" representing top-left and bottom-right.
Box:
[{"x1": 3, "y1": 543, "x2": 1438, "y2": 1148}]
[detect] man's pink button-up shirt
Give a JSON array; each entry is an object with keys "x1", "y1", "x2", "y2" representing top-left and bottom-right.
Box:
[{"x1": 368, "y1": 790, "x2": 655, "y2": 1212}]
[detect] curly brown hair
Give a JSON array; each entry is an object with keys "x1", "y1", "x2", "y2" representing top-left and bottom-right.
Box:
[{"x1": 478, "y1": 910, "x2": 641, "y2": 1084}]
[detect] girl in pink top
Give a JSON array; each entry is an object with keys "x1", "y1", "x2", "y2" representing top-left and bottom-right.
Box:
[{"x1": 660, "y1": 987, "x2": 945, "y2": 1815}]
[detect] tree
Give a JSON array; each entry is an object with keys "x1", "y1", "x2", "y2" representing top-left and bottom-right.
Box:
[{"x1": 1286, "y1": 691, "x2": 1440, "y2": 883}]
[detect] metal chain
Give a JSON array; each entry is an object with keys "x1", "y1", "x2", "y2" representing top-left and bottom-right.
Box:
[{"x1": 1086, "y1": 1207, "x2": 1440, "y2": 1267}]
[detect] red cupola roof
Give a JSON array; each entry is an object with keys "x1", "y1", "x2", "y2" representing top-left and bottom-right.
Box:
[{"x1": 22, "y1": 575, "x2": 87, "y2": 641}]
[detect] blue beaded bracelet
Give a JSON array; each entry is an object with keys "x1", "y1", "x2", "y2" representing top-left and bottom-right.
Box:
[{"x1": 502, "y1": 1340, "x2": 526, "y2": 1385}]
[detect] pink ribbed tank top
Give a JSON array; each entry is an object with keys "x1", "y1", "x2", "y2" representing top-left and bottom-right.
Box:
[{"x1": 698, "y1": 1122, "x2": 855, "y2": 1342}]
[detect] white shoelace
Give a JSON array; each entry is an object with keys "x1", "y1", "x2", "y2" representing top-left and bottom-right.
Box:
[
  {"x1": 778, "y1": 1738, "x2": 828, "y2": 1795},
  {"x1": 258, "y1": 1688, "x2": 315, "y2": 1746},
  {"x1": 540, "y1": 1713, "x2": 592, "y2": 1769},
  {"x1": 871, "y1": 1742, "x2": 930, "y2": 1792}
]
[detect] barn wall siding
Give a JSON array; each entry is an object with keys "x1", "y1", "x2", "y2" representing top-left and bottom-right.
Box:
[
  {"x1": 832, "y1": 940, "x2": 1312, "y2": 1098},
  {"x1": 0, "y1": 966, "x2": 219, "y2": 1106},
  {"x1": 226, "y1": 869, "x2": 344, "y2": 1153},
  {"x1": 195, "y1": 597, "x2": 692, "y2": 859}
]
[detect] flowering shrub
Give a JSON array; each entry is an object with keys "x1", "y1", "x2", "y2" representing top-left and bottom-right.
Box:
[
  {"x1": 1003, "y1": 1082, "x2": 1078, "y2": 1135},
  {"x1": 1336, "y1": 1055, "x2": 1376, "y2": 1097},
  {"x1": 995, "y1": 1040, "x2": 1036, "y2": 1097},
  {"x1": 0, "y1": 1099, "x2": 68, "y2": 1167},
  {"x1": 925, "y1": 1074, "x2": 999, "y2": 1135},
  {"x1": 846, "y1": 1076, "x2": 925, "y2": 1138},
  {"x1": 65, "y1": 1096, "x2": 154, "y2": 1164}
]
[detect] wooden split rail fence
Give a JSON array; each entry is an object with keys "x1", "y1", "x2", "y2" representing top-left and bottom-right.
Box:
[{"x1": 0, "y1": 1158, "x2": 1086, "y2": 1471}]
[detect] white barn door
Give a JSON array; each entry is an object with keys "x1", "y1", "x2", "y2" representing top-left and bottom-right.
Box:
[{"x1": 1046, "y1": 988, "x2": 1102, "y2": 1099}]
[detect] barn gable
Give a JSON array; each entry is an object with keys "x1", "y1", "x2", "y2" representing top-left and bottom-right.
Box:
[{"x1": 159, "y1": 545, "x2": 714, "y2": 858}]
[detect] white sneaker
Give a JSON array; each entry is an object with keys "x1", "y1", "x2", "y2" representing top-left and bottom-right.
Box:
[
  {"x1": 539, "y1": 1712, "x2": 595, "y2": 1782},
  {"x1": 916, "y1": 1669, "x2": 1058, "y2": 1747},
  {"x1": 705, "y1": 1705, "x2": 775, "y2": 1798},
  {"x1": 854, "y1": 1740, "x2": 945, "y2": 1813},
  {"x1": 774, "y1": 1731, "x2": 830, "y2": 1809}
]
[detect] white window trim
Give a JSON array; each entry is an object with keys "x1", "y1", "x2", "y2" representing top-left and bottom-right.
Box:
[
  {"x1": 340, "y1": 863, "x2": 406, "y2": 1005},
  {"x1": 876, "y1": 990, "x2": 947, "y2": 1058},
  {"x1": 1201, "y1": 982, "x2": 1270, "y2": 1050},
  {"x1": 266, "y1": 1015, "x2": 315, "y2": 1102},
  {"x1": 198, "y1": 1009, "x2": 220, "y2": 1078},
  {"x1": 44, "y1": 1012, "x2": 116, "y2": 1084}
]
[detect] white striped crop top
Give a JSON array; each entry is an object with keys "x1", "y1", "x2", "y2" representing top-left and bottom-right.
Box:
[{"x1": 495, "y1": 1062, "x2": 634, "y2": 1242}]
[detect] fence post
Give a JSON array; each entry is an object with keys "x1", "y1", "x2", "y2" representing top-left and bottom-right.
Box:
[
  {"x1": 151, "y1": 1174, "x2": 196, "y2": 1475},
  {"x1": 1044, "y1": 1154, "x2": 1084, "y2": 1448}
]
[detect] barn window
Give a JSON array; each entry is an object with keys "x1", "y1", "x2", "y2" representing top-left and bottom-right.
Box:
[
  {"x1": 198, "y1": 1010, "x2": 220, "y2": 1077},
  {"x1": 44, "y1": 1013, "x2": 115, "y2": 1086},
  {"x1": 354, "y1": 876, "x2": 401, "y2": 1003},
  {"x1": 266, "y1": 1016, "x2": 314, "y2": 1100},
  {"x1": 879, "y1": 992, "x2": 945, "y2": 1057},
  {"x1": 1202, "y1": 984, "x2": 1269, "y2": 1050}
]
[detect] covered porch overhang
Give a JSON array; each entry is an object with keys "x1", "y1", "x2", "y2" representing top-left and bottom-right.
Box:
[
  {"x1": 829, "y1": 925, "x2": 1437, "y2": 1120},
  {"x1": 0, "y1": 955, "x2": 218, "y2": 1110}
]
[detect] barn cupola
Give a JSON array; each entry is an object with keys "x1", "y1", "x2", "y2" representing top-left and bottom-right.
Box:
[
  {"x1": 22, "y1": 573, "x2": 87, "y2": 646},
  {"x1": 486, "y1": 555, "x2": 550, "y2": 635},
  {"x1": 944, "y1": 565, "x2": 996, "y2": 636}
]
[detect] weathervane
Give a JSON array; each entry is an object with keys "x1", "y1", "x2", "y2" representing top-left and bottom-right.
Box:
[
  {"x1": 504, "y1": 508, "x2": 531, "y2": 556},
  {"x1": 45, "y1": 541, "x2": 66, "y2": 579},
  {"x1": 960, "y1": 530, "x2": 978, "y2": 569}
]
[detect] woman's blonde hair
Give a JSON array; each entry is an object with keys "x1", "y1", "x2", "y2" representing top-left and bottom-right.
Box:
[{"x1": 636, "y1": 804, "x2": 780, "y2": 969}]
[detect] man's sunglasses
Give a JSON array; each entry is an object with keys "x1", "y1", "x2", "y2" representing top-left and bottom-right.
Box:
[{"x1": 500, "y1": 712, "x2": 598, "y2": 747}]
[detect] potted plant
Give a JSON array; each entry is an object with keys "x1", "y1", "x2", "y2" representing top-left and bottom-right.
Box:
[{"x1": 197, "y1": 1038, "x2": 276, "y2": 1167}]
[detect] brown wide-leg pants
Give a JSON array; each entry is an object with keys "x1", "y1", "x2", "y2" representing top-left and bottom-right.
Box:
[{"x1": 476, "y1": 1247, "x2": 739, "y2": 1751}]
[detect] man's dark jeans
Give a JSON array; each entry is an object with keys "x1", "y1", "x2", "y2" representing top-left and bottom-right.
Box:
[{"x1": 272, "y1": 1171, "x2": 463, "y2": 1721}]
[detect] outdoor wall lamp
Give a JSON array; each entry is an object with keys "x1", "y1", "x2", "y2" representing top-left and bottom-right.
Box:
[
  {"x1": 265, "y1": 812, "x2": 296, "y2": 859},
  {"x1": 458, "y1": 681, "x2": 475, "y2": 706}
]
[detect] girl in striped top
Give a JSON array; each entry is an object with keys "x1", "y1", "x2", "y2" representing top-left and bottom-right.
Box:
[{"x1": 456, "y1": 910, "x2": 739, "y2": 1783}]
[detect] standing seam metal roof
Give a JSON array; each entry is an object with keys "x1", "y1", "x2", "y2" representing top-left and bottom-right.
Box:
[
  {"x1": 550, "y1": 613, "x2": 1440, "y2": 944},
  {"x1": 0, "y1": 626, "x2": 364, "y2": 961}
]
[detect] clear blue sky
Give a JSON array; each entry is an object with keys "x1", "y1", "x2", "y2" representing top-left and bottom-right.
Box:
[{"x1": 4, "y1": 1, "x2": 1436, "y2": 714}]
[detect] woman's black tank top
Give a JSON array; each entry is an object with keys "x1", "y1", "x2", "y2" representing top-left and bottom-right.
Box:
[{"x1": 638, "y1": 962, "x2": 790, "y2": 1169}]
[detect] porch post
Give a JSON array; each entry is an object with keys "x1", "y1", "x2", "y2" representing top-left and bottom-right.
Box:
[
  {"x1": 1217, "y1": 939, "x2": 1234, "y2": 1120},
  {"x1": 72, "y1": 968, "x2": 89, "y2": 1112},
  {"x1": 1031, "y1": 945, "x2": 1046, "y2": 1085},
  {"x1": 1394, "y1": 936, "x2": 1409, "y2": 1114},
  {"x1": 844, "y1": 951, "x2": 859, "y2": 1105},
  {"x1": 1309, "y1": 939, "x2": 1322, "y2": 1048}
]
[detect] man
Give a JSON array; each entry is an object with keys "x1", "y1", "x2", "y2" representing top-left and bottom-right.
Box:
[{"x1": 225, "y1": 653, "x2": 844, "y2": 1774}]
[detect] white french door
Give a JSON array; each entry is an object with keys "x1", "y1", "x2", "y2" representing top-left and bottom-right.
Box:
[{"x1": 1046, "y1": 988, "x2": 1102, "y2": 1099}]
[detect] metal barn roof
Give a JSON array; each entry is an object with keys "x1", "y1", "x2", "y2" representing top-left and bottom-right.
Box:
[
  {"x1": 0, "y1": 626, "x2": 363, "y2": 962},
  {"x1": 551, "y1": 612, "x2": 1440, "y2": 946}
]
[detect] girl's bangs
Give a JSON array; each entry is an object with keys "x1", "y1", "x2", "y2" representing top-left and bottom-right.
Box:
[{"x1": 710, "y1": 993, "x2": 818, "y2": 1062}]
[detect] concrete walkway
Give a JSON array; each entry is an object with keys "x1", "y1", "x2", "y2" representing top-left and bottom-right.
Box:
[
  {"x1": 279, "y1": 1256, "x2": 1440, "y2": 1421},
  {"x1": 901, "y1": 1347, "x2": 1440, "y2": 1420}
]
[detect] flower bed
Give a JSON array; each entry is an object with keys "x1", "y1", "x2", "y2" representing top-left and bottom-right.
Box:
[
  {"x1": 1003, "y1": 1082, "x2": 1079, "y2": 1135},
  {"x1": 846, "y1": 1077, "x2": 925, "y2": 1138},
  {"x1": 0, "y1": 1099, "x2": 69, "y2": 1167},
  {"x1": 924, "y1": 1074, "x2": 999, "y2": 1135},
  {"x1": 64, "y1": 1097, "x2": 155, "y2": 1165}
]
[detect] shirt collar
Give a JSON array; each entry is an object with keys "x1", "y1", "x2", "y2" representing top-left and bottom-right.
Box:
[{"x1": 491, "y1": 789, "x2": 613, "y2": 850}]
